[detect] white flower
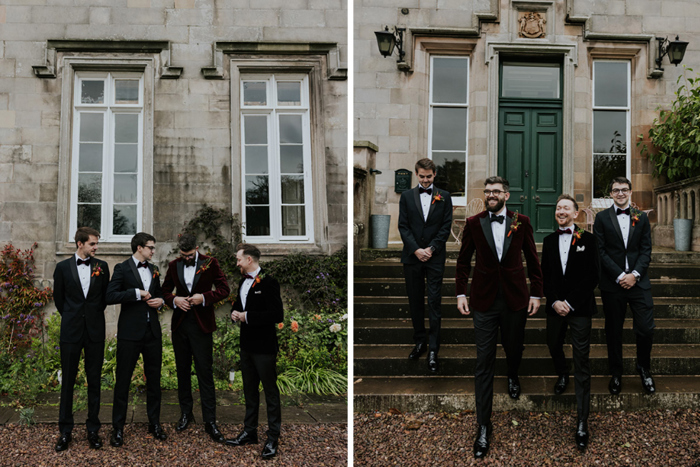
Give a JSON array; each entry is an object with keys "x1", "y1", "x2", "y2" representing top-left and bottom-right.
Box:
[
  {"x1": 340, "y1": 314, "x2": 348, "y2": 321},
  {"x1": 329, "y1": 323, "x2": 342, "y2": 333}
]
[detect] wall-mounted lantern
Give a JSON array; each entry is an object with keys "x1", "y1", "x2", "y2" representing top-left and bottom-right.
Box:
[
  {"x1": 656, "y1": 35, "x2": 689, "y2": 71},
  {"x1": 375, "y1": 26, "x2": 406, "y2": 63}
]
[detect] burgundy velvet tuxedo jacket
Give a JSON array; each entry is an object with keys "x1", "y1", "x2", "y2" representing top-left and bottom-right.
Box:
[
  {"x1": 162, "y1": 254, "x2": 230, "y2": 334},
  {"x1": 455, "y1": 209, "x2": 543, "y2": 312}
]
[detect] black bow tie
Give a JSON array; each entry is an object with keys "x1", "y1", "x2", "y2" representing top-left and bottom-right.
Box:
[
  {"x1": 243, "y1": 274, "x2": 255, "y2": 280},
  {"x1": 77, "y1": 258, "x2": 90, "y2": 266},
  {"x1": 557, "y1": 228, "x2": 572, "y2": 235},
  {"x1": 419, "y1": 187, "x2": 432, "y2": 195},
  {"x1": 616, "y1": 207, "x2": 631, "y2": 216},
  {"x1": 137, "y1": 262, "x2": 149, "y2": 269},
  {"x1": 490, "y1": 215, "x2": 505, "y2": 224}
]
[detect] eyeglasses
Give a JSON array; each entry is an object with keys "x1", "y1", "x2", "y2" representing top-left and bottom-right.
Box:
[
  {"x1": 180, "y1": 252, "x2": 196, "y2": 259},
  {"x1": 484, "y1": 190, "x2": 506, "y2": 196},
  {"x1": 144, "y1": 245, "x2": 156, "y2": 251},
  {"x1": 611, "y1": 188, "x2": 630, "y2": 195}
]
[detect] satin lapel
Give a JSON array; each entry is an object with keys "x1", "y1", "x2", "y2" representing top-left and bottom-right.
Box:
[
  {"x1": 88, "y1": 260, "x2": 98, "y2": 295},
  {"x1": 69, "y1": 259, "x2": 82, "y2": 291},
  {"x1": 413, "y1": 187, "x2": 422, "y2": 219},
  {"x1": 177, "y1": 260, "x2": 186, "y2": 292},
  {"x1": 191, "y1": 255, "x2": 204, "y2": 291},
  {"x1": 628, "y1": 212, "x2": 637, "y2": 245},
  {"x1": 608, "y1": 207, "x2": 625, "y2": 247},
  {"x1": 128, "y1": 259, "x2": 145, "y2": 290},
  {"x1": 563, "y1": 226, "x2": 577, "y2": 278},
  {"x1": 501, "y1": 213, "x2": 513, "y2": 262},
  {"x1": 147, "y1": 264, "x2": 156, "y2": 293},
  {"x1": 480, "y1": 215, "x2": 498, "y2": 262},
  {"x1": 426, "y1": 190, "x2": 437, "y2": 222}
]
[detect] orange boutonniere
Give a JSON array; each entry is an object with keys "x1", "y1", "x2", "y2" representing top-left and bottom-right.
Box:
[
  {"x1": 432, "y1": 193, "x2": 444, "y2": 205},
  {"x1": 631, "y1": 208, "x2": 641, "y2": 227},
  {"x1": 507, "y1": 212, "x2": 521, "y2": 238},
  {"x1": 571, "y1": 226, "x2": 585, "y2": 245},
  {"x1": 196, "y1": 258, "x2": 212, "y2": 275},
  {"x1": 91, "y1": 264, "x2": 102, "y2": 277},
  {"x1": 251, "y1": 272, "x2": 266, "y2": 288},
  {"x1": 152, "y1": 264, "x2": 160, "y2": 279}
]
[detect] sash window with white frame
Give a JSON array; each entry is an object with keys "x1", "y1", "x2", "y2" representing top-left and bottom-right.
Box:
[
  {"x1": 592, "y1": 61, "x2": 630, "y2": 200},
  {"x1": 428, "y1": 56, "x2": 469, "y2": 202},
  {"x1": 70, "y1": 71, "x2": 143, "y2": 241},
  {"x1": 240, "y1": 74, "x2": 313, "y2": 242}
]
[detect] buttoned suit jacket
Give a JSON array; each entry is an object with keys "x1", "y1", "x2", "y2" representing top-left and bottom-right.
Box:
[
  {"x1": 398, "y1": 186, "x2": 453, "y2": 265},
  {"x1": 231, "y1": 270, "x2": 284, "y2": 355}
]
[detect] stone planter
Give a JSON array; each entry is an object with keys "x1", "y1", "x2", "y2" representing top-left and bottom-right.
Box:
[
  {"x1": 370, "y1": 214, "x2": 391, "y2": 249},
  {"x1": 674, "y1": 218, "x2": 693, "y2": 251}
]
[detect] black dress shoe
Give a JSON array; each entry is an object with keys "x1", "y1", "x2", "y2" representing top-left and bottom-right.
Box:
[
  {"x1": 575, "y1": 419, "x2": 589, "y2": 451},
  {"x1": 473, "y1": 423, "x2": 492, "y2": 459},
  {"x1": 225, "y1": 431, "x2": 259, "y2": 446},
  {"x1": 110, "y1": 429, "x2": 124, "y2": 448},
  {"x1": 261, "y1": 438, "x2": 279, "y2": 459},
  {"x1": 148, "y1": 424, "x2": 168, "y2": 441},
  {"x1": 408, "y1": 342, "x2": 427, "y2": 360},
  {"x1": 427, "y1": 351, "x2": 439, "y2": 373},
  {"x1": 87, "y1": 431, "x2": 103, "y2": 449},
  {"x1": 638, "y1": 367, "x2": 656, "y2": 394},
  {"x1": 554, "y1": 374, "x2": 569, "y2": 395},
  {"x1": 508, "y1": 376, "x2": 521, "y2": 400},
  {"x1": 608, "y1": 375, "x2": 622, "y2": 395},
  {"x1": 204, "y1": 422, "x2": 225, "y2": 443},
  {"x1": 54, "y1": 433, "x2": 71, "y2": 452},
  {"x1": 175, "y1": 412, "x2": 195, "y2": 432}
]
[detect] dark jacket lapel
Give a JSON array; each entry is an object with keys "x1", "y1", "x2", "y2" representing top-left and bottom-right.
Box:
[
  {"x1": 501, "y1": 210, "x2": 514, "y2": 262},
  {"x1": 177, "y1": 259, "x2": 187, "y2": 292},
  {"x1": 480, "y1": 214, "x2": 498, "y2": 261},
  {"x1": 628, "y1": 210, "x2": 637, "y2": 244},
  {"x1": 128, "y1": 258, "x2": 145, "y2": 290},
  {"x1": 426, "y1": 189, "x2": 437, "y2": 222},
  {"x1": 607, "y1": 206, "x2": 625, "y2": 247},
  {"x1": 191, "y1": 254, "x2": 204, "y2": 292},
  {"x1": 563, "y1": 225, "x2": 578, "y2": 278},
  {"x1": 69, "y1": 258, "x2": 82, "y2": 291},
  {"x1": 413, "y1": 187, "x2": 422, "y2": 219}
]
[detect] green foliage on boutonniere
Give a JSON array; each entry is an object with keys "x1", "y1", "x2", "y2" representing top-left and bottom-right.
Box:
[
  {"x1": 572, "y1": 226, "x2": 585, "y2": 245},
  {"x1": 251, "y1": 272, "x2": 266, "y2": 289},
  {"x1": 196, "y1": 258, "x2": 212, "y2": 275},
  {"x1": 507, "y1": 212, "x2": 521, "y2": 238},
  {"x1": 631, "y1": 208, "x2": 642, "y2": 227},
  {"x1": 152, "y1": 264, "x2": 160, "y2": 279}
]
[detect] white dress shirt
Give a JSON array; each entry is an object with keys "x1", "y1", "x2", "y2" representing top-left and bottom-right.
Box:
[
  {"x1": 555, "y1": 227, "x2": 574, "y2": 312},
  {"x1": 419, "y1": 184, "x2": 434, "y2": 221},
  {"x1": 75, "y1": 254, "x2": 91, "y2": 298},
  {"x1": 239, "y1": 266, "x2": 261, "y2": 323},
  {"x1": 183, "y1": 251, "x2": 198, "y2": 294},
  {"x1": 133, "y1": 256, "x2": 152, "y2": 299},
  {"x1": 490, "y1": 206, "x2": 507, "y2": 261}
]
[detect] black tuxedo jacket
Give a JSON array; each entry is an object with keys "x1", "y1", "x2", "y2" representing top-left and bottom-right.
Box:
[
  {"x1": 593, "y1": 206, "x2": 652, "y2": 293},
  {"x1": 231, "y1": 270, "x2": 284, "y2": 355},
  {"x1": 53, "y1": 256, "x2": 110, "y2": 344},
  {"x1": 106, "y1": 258, "x2": 163, "y2": 341},
  {"x1": 398, "y1": 186, "x2": 453, "y2": 264},
  {"x1": 541, "y1": 225, "x2": 599, "y2": 317}
]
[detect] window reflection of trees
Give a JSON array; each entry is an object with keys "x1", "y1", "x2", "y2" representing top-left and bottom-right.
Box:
[
  {"x1": 246, "y1": 176, "x2": 269, "y2": 204},
  {"x1": 434, "y1": 158, "x2": 466, "y2": 196},
  {"x1": 113, "y1": 208, "x2": 135, "y2": 235},
  {"x1": 593, "y1": 130, "x2": 627, "y2": 198}
]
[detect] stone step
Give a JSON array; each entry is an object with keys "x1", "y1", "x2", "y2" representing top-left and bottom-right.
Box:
[
  {"x1": 354, "y1": 318, "x2": 700, "y2": 345},
  {"x1": 353, "y1": 297, "x2": 700, "y2": 319},
  {"x1": 352, "y1": 375, "x2": 700, "y2": 413},
  {"x1": 353, "y1": 344, "x2": 700, "y2": 377},
  {"x1": 353, "y1": 278, "x2": 700, "y2": 297}
]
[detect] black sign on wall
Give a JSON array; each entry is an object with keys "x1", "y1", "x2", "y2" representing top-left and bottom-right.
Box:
[{"x1": 395, "y1": 169, "x2": 412, "y2": 193}]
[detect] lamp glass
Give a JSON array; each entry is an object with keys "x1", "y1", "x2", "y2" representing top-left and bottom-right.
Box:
[
  {"x1": 668, "y1": 40, "x2": 689, "y2": 65},
  {"x1": 375, "y1": 31, "x2": 396, "y2": 57}
]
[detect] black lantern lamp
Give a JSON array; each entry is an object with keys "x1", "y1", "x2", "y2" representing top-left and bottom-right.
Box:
[
  {"x1": 375, "y1": 26, "x2": 406, "y2": 63},
  {"x1": 656, "y1": 36, "x2": 689, "y2": 70}
]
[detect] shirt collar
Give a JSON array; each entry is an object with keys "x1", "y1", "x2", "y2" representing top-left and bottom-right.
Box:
[
  {"x1": 245, "y1": 266, "x2": 262, "y2": 280},
  {"x1": 183, "y1": 251, "x2": 199, "y2": 268},
  {"x1": 418, "y1": 184, "x2": 434, "y2": 192},
  {"x1": 616, "y1": 204, "x2": 630, "y2": 211},
  {"x1": 75, "y1": 253, "x2": 89, "y2": 264},
  {"x1": 132, "y1": 255, "x2": 146, "y2": 267},
  {"x1": 491, "y1": 206, "x2": 507, "y2": 217}
]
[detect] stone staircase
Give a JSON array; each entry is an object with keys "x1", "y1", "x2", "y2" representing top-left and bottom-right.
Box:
[{"x1": 353, "y1": 247, "x2": 700, "y2": 413}]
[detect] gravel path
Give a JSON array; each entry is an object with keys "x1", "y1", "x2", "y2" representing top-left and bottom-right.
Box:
[
  {"x1": 0, "y1": 423, "x2": 347, "y2": 467},
  {"x1": 354, "y1": 409, "x2": 700, "y2": 466}
]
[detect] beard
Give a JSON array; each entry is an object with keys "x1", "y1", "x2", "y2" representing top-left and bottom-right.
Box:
[
  {"x1": 184, "y1": 258, "x2": 196, "y2": 267},
  {"x1": 485, "y1": 197, "x2": 505, "y2": 213}
]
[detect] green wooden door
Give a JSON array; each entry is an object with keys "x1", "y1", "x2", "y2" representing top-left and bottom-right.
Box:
[{"x1": 498, "y1": 107, "x2": 562, "y2": 242}]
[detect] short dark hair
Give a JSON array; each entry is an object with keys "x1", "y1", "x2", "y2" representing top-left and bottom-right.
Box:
[
  {"x1": 609, "y1": 176, "x2": 632, "y2": 191},
  {"x1": 236, "y1": 243, "x2": 261, "y2": 262},
  {"x1": 484, "y1": 176, "x2": 510, "y2": 192},
  {"x1": 415, "y1": 158, "x2": 436, "y2": 174},
  {"x1": 74, "y1": 227, "x2": 100, "y2": 247},
  {"x1": 556, "y1": 194, "x2": 579, "y2": 211},
  {"x1": 177, "y1": 232, "x2": 197, "y2": 252},
  {"x1": 131, "y1": 232, "x2": 156, "y2": 253}
]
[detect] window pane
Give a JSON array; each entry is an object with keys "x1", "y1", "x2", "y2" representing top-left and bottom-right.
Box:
[
  {"x1": 594, "y1": 154, "x2": 626, "y2": 198},
  {"x1": 282, "y1": 206, "x2": 306, "y2": 236},
  {"x1": 502, "y1": 63, "x2": 560, "y2": 99},
  {"x1": 432, "y1": 107, "x2": 467, "y2": 151},
  {"x1": 281, "y1": 175, "x2": 304, "y2": 204},
  {"x1": 113, "y1": 205, "x2": 137, "y2": 235},
  {"x1": 279, "y1": 115, "x2": 302, "y2": 144},
  {"x1": 280, "y1": 145, "x2": 303, "y2": 173},
  {"x1": 114, "y1": 174, "x2": 137, "y2": 203},
  {"x1": 246, "y1": 206, "x2": 270, "y2": 236},
  {"x1": 433, "y1": 152, "x2": 466, "y2": 195},
  {"x1": 245, "y1": 145, "x2": 268, "y2": 174},
  {"x1": 115, "y1": 80, "x2": 139, "y2": 104},
  {"x1": 244, "y1": 116, "x2": 267, "y2": 144},
  {"x1": 81, "y1": 80, "x2": 104, "y2": 104},
  {"x1": 80, "y1": 113, "x2": 103, "y2": 142},
  {"x1": 114, "y1": 144, "x2": 138, "y2": 173},
  {"x1": 115, "y1": 114, "x2": 138, "y2": 143},
  {"x1": 432, "y1": 58, "x2": 468, "y2": 104},
  {"x1": 77, "y1": 204, "x2": 101, "y2": 231},
  {"x1": 246, "y1": 175, "x2": 269, "y2": 204},
  {"x1": 243, "y1": 82, "x2": 266, "y2": 106},
  {"x1": 78, "y1": 143, "x2": 103, "y2": 172},
  {"x1": 594, "y1": 62, "x2": 628, "y2": 107},
  {"x1": 593, "y1": 111, "x2": 627, "y2": 154},
  {"x1": 78, "y1": 173, "x2": 102, "y2": 203},
  {"x1": 277, "y1": 82, "x2": 301, "y2": 106}
]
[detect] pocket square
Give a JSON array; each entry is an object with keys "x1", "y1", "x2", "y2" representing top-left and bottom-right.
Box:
[
  {"x1": 576, "y1": 245, "x2": 585, "y2": 252},
  {"x1": 254, "y1": 290, "x2": 262, "y2": 294}
]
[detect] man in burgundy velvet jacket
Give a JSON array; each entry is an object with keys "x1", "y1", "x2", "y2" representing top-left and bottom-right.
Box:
[{"x1": 161, "y1": 233, "x2": 230, "y2": 443}]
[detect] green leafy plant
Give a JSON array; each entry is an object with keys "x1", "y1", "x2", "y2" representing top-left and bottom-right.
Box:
[
  {"x1": 18, "y1": 407, "x2": 35, "y2": 426},
  {"x1": 277, "y1": 363, "x2": 347, "y2": 396},
  {"x1": 638, "y1": 67, "x2": 700, "y2": 182}
]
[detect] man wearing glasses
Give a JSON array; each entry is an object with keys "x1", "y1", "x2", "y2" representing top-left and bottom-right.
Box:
[
  {"x1": 106, "y1": 232, "x2": 166, "y2": 447},
  {"x1": 593, "y1": 177, "x2": 655, "y2": 396},
  {"x1": 161, "y1": 232, "x2": 230, "y2": 443},
  {"x1": 455, "y1": 176, "x2": 542, "y2": 459}
]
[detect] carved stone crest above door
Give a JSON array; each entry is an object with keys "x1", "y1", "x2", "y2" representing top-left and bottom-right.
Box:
[{"x1": 518, "y1": 12, "x2": 546, "y2": 39}]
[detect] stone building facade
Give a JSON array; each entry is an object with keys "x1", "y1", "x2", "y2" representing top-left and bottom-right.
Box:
[
  {"x1": 0, "y1": 0, "x2": 347, "y2": 334},
  {"x1": 354, "y1": 0, "x2": 699, "y2": 245}
]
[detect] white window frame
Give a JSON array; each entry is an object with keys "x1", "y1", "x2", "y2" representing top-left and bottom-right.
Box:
[
  {"x1": 68, "y1": 71, "x2": 144, "y2": 242},
  {"x1": 592, "y1": 60, "x2": 631, "y2": 203},
  {"x1": 428, "y1": 55, "x2": 470, "y2": 206},
  {"x1": 239, "y1": 73, "x2": 314, "y2": 243}
]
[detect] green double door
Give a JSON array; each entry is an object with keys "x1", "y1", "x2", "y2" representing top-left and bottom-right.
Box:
[{"x1": 498, "y1": 107, "x2": 562, "y2": 242}]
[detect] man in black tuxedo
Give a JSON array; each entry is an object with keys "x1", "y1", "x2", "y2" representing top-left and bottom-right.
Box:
[
  {"x1": 398, "y1": 158, "x2": 453, "y2": 373},
  {"x1": 225, "y1": 243, "x2": 284, "y2": 460},
  {"x1": 106, "y1": 232, "x2": 166, "y2": 447},
  {"x1": 594, "y1": 176, "x2": 655, "y2": 395},
  {"x1": 53, "y1": 227, "x2": 110, "y2": 451},
  {"x1": 542, "y1": 194, "x2": 599, "y2": 451}
]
